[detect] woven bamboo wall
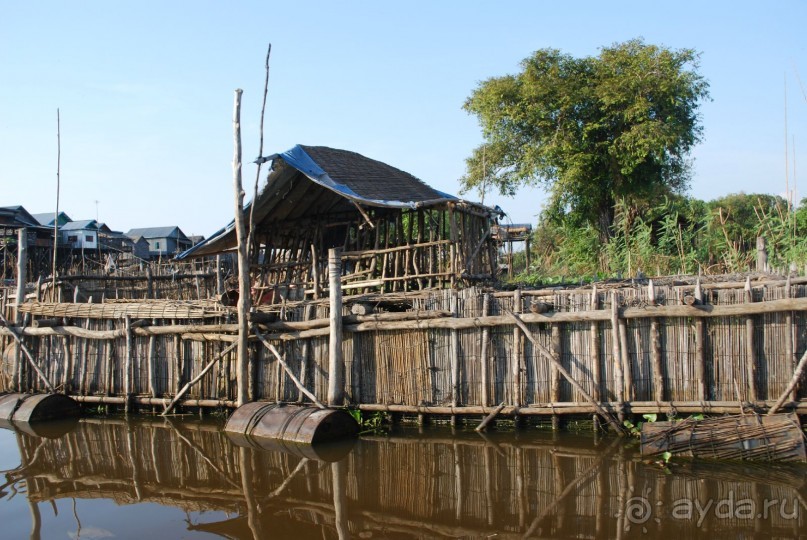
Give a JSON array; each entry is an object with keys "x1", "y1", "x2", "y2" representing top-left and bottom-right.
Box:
[{"x1": 3, "y1": 277, "x2": 807, "y2": 414}]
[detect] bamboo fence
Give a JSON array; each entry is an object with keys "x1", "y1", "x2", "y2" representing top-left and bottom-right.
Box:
[{"x1": 3, "y1": 275, "x2": 807, "y2": 419}]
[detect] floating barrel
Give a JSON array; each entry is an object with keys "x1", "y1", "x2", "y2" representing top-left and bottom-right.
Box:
[
  {"x1": 225, "y1": 403, "x2": 359, "y2": 447},
  {"x1": 0, "y1": 393, "x2": 81, "y2": 425}
]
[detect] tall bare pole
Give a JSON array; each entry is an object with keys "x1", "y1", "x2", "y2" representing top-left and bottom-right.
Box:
[
  {"x1": 52, "y1": 109, "x2": 61, "y2": 294},
  {"x1": 247, "y1": 44, "x2": 272, "y2": 254},
  {"x1": 785, "y1": 73, "x2": 790, "y2": 210},
  {"x1": 232, "y1": 89, "x2": 251, "y2": 407}
]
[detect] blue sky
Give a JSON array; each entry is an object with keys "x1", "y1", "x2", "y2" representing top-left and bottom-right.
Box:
[{"x1": 1, "y1": 1, "x2": 805, "y2": 238}]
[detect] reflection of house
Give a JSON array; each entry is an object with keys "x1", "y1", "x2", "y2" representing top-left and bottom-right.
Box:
[
  {"x1": 126, "y1": 226, "x2": 192, "y2": 260},
  {"x1": 60, "y1": 220, "x2": 99, "y2": 250},
  {"x1": 181, "y1": 145, "x2": 501, "y2": 297}
]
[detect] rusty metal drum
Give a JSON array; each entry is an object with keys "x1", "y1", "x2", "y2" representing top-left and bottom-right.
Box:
[
  {"x1": 0, "y1": 392, "x2": 80, "y2": 425},
  {"x1": 224, "y1": 402, "x2": 358, "y2": 445}
]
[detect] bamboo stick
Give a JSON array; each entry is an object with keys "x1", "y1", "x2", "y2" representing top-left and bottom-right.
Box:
[
  {"x1": 618, "y1": 318, "x2": 631, "y2": 401},
  {"x1": 62, "y1": 337, "x2": 71, "y2": 393},
  {"x1": 590, "y1": 286, "x2": 601, "y2": 430},
  {"x1": 648, "y1": 281, "x2": 664, "y2": 401},
  {"x1": 105, "y1": 321, "x2": 114, "y2": 394},
  {"x1": 232, "y1": 88, "x2": 251, "y2": 408},
  {"x1": 745, "y1": 278, "x2": 758, "y2": 400},
  {"x1": 505, "y1": 309, "x2": 625, "y2": 435},
  {"x1": 475, "y1": 402, "x2": 505, "y2": 432},
  {"x1": 785, "y1": 275, "x2": 796, "y2": 401},
  {"x1": 328, "y1": 248, "x2": 344, "y2": 406},
  {"x1": 162, "y1": 341, "x2": 238, "y2": 415},
  {"x1": 0, "y1": 313, "x2": 55, "y2": 392},
  {"x1": 298, "y1": 304, "x2": 313, "y2": 402},
  {"x1": 450, "y1": 290, "x2": 460, "y2": 407},
  {"x1": 768, "y1": 348, "x2": 807, "y2": 414},
  {"x1": 358, "y1": 400, "x2": 807, "y2": 416},
  {"x1": 551, "y1": 323, "x2": 562, "y2": 430},
  {"x1": 694, "y1": 278, "x2": 707, "y2": 400},
  {"x1": 253, "y1": 326, "x2": 325, "y2": 409},
  {"x1": 480, "y1": 293, "x2": 490, "y2": 408},
  {"x1": 610, "y1": 293, "x2": 625, "y2": 414},
  {"x1": 124, "y1": 315, "x2": 133, "y2": 413},
  {"x1": 512, "y1": 289, "x2": 522, "y2": 408}
]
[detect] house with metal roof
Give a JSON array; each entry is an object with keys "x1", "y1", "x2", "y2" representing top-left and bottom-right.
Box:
[
  {"x1": 31, "y1": 211, "x2": 72, "y2": 228},
  {"x1": 0, "y1": 205, "x2": 59, "y2": 280},
  {"x1": 60, "y1": 219, "x2": 101, "y2": 250},
  {"x1": 126, "y1": 226, "x2": 192, "y2": 260},
  {"x1": 181, "y1": 145, "x2": 501, "y2": 298}
]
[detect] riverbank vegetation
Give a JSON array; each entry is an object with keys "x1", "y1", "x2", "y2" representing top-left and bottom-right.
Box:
[
  {"x1": 461, "y1": 39, "x2": 797, "y2": 283},
  {"x1": 514, "y1": 192, "x2": 806, "y2": 283}
]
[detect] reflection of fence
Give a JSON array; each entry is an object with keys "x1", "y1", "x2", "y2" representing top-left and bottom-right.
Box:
[
  {"x1": 4, "y1": 276, "x2": 807, "y2": 418},
  {"x1": 8, "y1": 419, "x2": 807, "y2": 538}
]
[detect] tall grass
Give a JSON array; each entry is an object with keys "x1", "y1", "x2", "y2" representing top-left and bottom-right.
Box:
[{"x1": 517, "y1": 193, "x2": 807, "y2": 282}]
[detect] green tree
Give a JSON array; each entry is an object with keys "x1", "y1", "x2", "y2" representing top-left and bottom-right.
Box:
[{"x1": 461, "y1": 39, "x2": 710, "y2": 241}]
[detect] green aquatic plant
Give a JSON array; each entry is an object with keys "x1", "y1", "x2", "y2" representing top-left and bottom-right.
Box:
[{"x1": 346, "y1": 408, "x2": 389, "y2": 435}]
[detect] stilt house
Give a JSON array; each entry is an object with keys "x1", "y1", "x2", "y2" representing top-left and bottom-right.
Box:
[{"x1": 183, "y1": 145, "x2": 501, "y2": 300}]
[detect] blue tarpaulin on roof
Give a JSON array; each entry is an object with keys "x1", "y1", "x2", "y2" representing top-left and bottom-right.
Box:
[{"x1": 274, "y1": 145, "x2": 456, "y2": 209}]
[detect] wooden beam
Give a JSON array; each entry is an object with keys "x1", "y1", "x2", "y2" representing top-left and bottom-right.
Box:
[{"x1": 327, "y1": 248, "x2": 344, "y2": 406}]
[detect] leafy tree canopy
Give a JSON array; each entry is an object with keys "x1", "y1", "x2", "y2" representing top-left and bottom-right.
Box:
[{"x1": 461, "y1": 38, "x2": 710, "y2": 239}]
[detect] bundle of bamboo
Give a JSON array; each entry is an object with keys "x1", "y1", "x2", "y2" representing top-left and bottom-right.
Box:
[{"x1": 640, "y1": 413, "x2": 807, "y2": 462}]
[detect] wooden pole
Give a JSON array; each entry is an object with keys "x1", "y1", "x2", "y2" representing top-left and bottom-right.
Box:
[
  {"x1": 610, "y1": 292, "x2": 625, "y2": 421},
  {"x1": 162, "y1": 341, "x2": 238, "y2": 415},
  {"x1": 215, "y1": 255, "x2": 224, "y2": 296},
  {"x1": 310, "y1": 244, "x2": 320, "y2": 299},
  {"x1": 450, "y1": 290, "x2": 460, "y2": 407},
  {"x1": 254, "y1": 326, "x2": 326, "y2": 409},
  {"x1": 551, "y1": 323, "x2": 562, "y2": 430},
  {"x1": 232, "y1": 88, "x2": 251, "y2": 408},
  {"x1": 744, "y1": 277, "x2": 758, "y2": 401},
  {"x1": 480, "y1": 293, "x2": 491, "y2": 408},
  {"x1": 298, "y1": 303, "x2": 313, "y2": 402},
  {"x1": 694, "y1": 278, "x2": 707, "y2": 400},
  {"x1": 331, "y1": 460, "x2": 349, "y2": 540},
  {"x1": 124, "y1": 315, "x2": 133, "y2": 413},
  {"x1": 474, "y1": 402, "x2": 505, "y2": 432},
  {"x1": 147, "y1": 332, "x2": 157, "y2": 398},
  {"x1": 590, "y1": 286, "x2": 601, "y2": 431},
  {"x1": 512, "y1": 289, "x2": 522, "y2": 408},
  {"x1": 648, "y1": 280, "x2": 664, "y2": 401},
  {"x1": 757, "y1": 236, "x2": 768, "y2": 272},
  {"x1": 146, "y1": 266, "x2": 154, "y2": 299},
  {"x1": 13, "y1": 228, "x2": 27, "y2": 390},
  {"x1": 505, "y1": 309, "x2": 625, "y2": 435},
  {"x1": 0, "y1": 313, "x2": 55, "y2": 392},
  {"x1": 785, "y1": 274, "x2": 797, "y2": 401},
  {"x1": 52, "y1": 108, "x2": 60, "y2": 295},
  {"x1": 769, "y1": 348, "x2": 807, "y2": 414},
  {"x1": 618, "y1": 318, "x2": 631, "y2": 401},
  {"x1": 328, "y1": 248, "x2": 344, "y2": 406}
]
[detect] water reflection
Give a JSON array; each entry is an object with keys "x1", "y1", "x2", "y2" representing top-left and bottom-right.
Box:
[{"x1": 0, "y1": 417, "x2": 806, "y2": 539}]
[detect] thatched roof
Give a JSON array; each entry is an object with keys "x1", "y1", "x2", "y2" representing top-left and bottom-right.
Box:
[{"x1": 181, "y1": 145, "x2": 490, "y2": 259}]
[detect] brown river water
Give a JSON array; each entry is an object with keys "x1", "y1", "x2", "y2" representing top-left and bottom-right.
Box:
[{"x1": 0, "y1": 416, "x2": 806, "y2": 539}]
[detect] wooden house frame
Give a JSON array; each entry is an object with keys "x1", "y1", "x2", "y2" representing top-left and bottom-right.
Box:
[{"x1": 183, "y1": 145, "x2": 501, "y2": 299}]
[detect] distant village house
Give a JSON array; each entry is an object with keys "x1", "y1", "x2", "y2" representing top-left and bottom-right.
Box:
[{"x1": 126, "y1": 226, "x2": 193, "y2": 260}]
